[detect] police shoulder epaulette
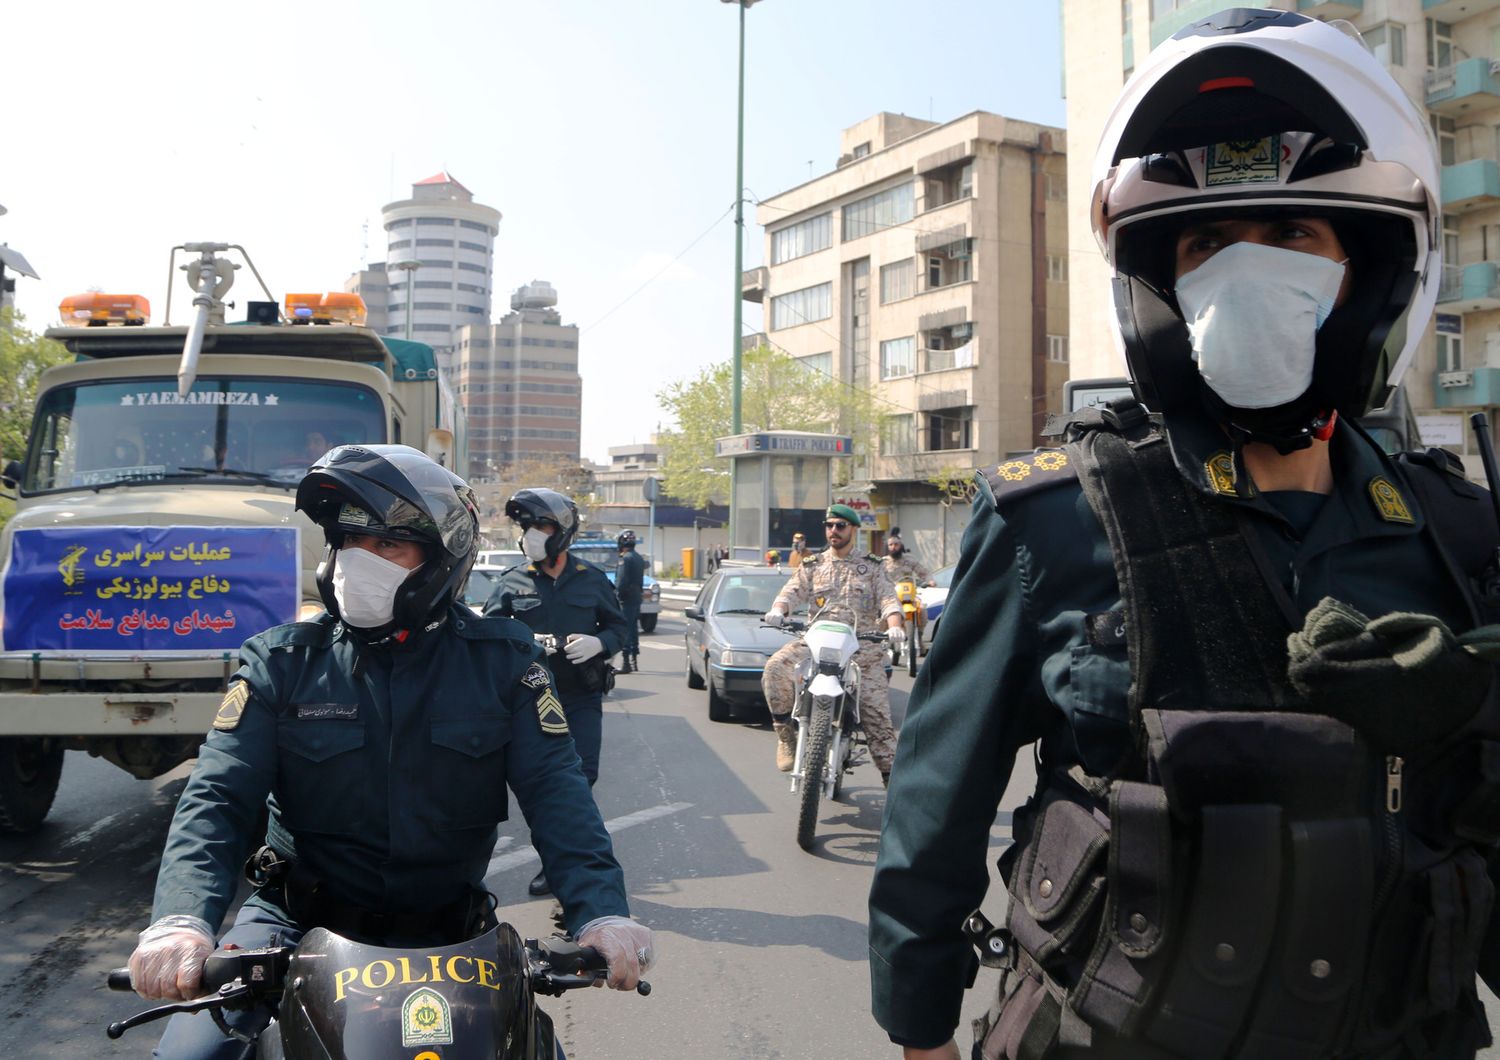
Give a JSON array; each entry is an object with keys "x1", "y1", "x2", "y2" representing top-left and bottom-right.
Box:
[
  {"x1": 980, "y1": 448, "x2": 1078, "y2": 509},
  {"x1": 258, "y1": 613, "x2": 334, "y2": 649}
]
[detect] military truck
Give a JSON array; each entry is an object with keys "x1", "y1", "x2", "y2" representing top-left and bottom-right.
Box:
[{"x1": 0, "y1": 243, "x2": 465, "y2": 831}]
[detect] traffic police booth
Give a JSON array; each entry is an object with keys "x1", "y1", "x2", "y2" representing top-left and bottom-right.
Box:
[{"x1": 714, "y1": 430, "x2": 854, "y2": 562}]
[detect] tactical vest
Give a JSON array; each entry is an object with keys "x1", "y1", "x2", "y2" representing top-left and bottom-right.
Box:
[{"x1": 981, "y1": 405, "x2": 1500, "y2": 1060}]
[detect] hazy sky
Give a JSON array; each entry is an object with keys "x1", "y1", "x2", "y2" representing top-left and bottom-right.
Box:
[{"x1": 2, "y1": 0, "x2": 1065, "y2": 464}]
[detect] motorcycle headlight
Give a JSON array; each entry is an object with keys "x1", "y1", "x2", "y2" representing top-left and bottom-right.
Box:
[{"x1": 720, "y1": 650, "x2": 765, "y2": 668}]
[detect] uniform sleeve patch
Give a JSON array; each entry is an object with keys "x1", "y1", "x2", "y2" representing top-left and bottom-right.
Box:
[
  {"x1": 214, "y1": 681, "x2": 250, "y2": 731},
  {"x1": 521, "y1": 662, "x2": 551, "y2": 690},
  {"x1": 535, "y1": 688, "x2": 569, "y2": 735}
]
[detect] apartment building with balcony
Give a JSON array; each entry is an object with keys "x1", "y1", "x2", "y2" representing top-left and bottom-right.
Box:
[
  {"x1": 1064, "y1": 0, "x2": 1500, "y2": 476},
  {"x1": 751, "y1": 111, "x2": 1069, "y2": 564}
]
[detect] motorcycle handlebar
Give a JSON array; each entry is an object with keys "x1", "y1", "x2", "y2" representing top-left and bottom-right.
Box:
[
  {"x1": 107, "y1": 969, "x2": 132, "y2": 992},
  {"x1": 763, "y1": 619, "x2": 887, "y2": 642}
]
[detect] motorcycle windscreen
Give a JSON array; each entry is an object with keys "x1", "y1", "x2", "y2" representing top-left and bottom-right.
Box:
[{"x1": 275, "y1": 923, "x2": 533, "y2": 1060}]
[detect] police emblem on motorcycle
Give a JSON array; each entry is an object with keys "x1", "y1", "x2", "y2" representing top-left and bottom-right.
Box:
[
  {"x1": 521, "y1": 662, "x2": 551, "y2": 689},
  {"x1": 401, "y1": 987, "x2": 454, "y2": 1048}
]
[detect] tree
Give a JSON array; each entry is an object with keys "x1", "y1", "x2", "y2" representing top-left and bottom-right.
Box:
[
  {"x1": 471, "y1": 452, "x2": 595, "y2": 540},
  {"x1": 657, "y1": 345, "x2": 885, "y2": 509},
  {"x1": 0, "y1": 311, "x2": 70, "y2": 526}
]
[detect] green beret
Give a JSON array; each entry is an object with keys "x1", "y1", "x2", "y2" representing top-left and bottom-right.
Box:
[{"x1": 826, "y1": 503, "x2": 860, "y2": 525}]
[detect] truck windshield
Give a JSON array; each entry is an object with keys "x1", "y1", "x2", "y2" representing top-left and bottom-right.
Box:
[{"x1": 24, "y1": 376, "x2": 386, "y2": 493}]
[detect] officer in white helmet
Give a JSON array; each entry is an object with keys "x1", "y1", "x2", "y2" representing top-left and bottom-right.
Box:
[{"x1": 870, "y1": 10, "x2": 1500, "y2": 1058}]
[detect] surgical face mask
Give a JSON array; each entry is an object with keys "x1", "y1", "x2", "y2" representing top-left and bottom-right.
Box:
[
  {"x1": 521, "y1": 527, "x2": 552, "y2": 563},
  {"x1": 332, "y1": 546, "x2": 412, "y2": 628},
  {"x1": 1174, "y1": 241, "x2": 1346, "y2": 410}
]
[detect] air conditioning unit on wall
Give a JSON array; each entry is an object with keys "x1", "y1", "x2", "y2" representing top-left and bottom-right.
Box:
[{"x1": 1439, "y1": 370, "x2": 1474, "y2": 388}]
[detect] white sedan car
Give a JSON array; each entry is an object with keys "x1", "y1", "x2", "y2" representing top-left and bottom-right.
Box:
[{"x1": 917, "y1": 564, "x2": 958, "y2": 633}]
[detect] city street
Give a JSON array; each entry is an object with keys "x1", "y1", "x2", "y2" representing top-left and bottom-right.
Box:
[
  {"x1": 0, "y1": 612, "x2": 1494, "y2": 1058},
  {"x1": 0, "y1": 613, "x2": 1024, "y2": 1058}
]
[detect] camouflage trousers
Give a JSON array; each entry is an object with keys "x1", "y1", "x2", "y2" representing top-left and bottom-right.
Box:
[{"x1": 761, "y1": 640, "x2": 897, "y2": 773}]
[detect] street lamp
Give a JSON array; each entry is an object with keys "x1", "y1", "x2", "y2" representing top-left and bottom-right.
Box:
[{"x1": 391, "y1": 259, "x2": 420, "y2": 341}]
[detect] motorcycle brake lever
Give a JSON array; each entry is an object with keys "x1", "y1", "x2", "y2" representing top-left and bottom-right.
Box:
[{"x1": 106, "y1": 982, "x2": 253, "y2": 1040}]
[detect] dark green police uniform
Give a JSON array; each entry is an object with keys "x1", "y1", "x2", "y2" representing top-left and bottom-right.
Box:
[
  {"x1": 483, "y1": 557, "x2": 629, "y2": 785},
  {"x1": 617, "y1": 549, "x2": 646, "y2": 658},
  {"x1": 868, "y1": 415, "x2": 1500, "y2": 1054},
  {"x1": 152, "y1": 606, "x2": 628, "y2": 939}
]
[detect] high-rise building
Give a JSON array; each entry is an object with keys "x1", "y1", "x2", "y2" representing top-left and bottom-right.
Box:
[
  {"x1": 454, "y1": 281, "x2": 582, "y2": 482},
  {"x1": 1063, "y1": 1, "x2": 1493, "y2": 473},
  {"x1": 365, "y1": 172, "x2": 502, "y2": 367},
  {"x1": 752, "y1": 111, "x2": 1068, "y2": 563}
]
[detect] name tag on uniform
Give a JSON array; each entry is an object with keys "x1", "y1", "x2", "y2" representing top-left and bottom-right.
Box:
[{"x1": 295, "y1": 702, "x2": 359, "y2": 721}]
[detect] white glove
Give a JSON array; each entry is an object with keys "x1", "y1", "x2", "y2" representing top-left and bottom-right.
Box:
[
  {"x1": 886, "y1": 626, "x2": 907, "y2": 653},
  {"x1": 564, "y1": 633, "x2": 605, "y2": 664},
  {"x1": 763, "y1": 609, "x2": 785, "y2": 627},
  {"x1": 128, "y1": 914, "x2": 215, "y2": 1001},
  {"x1": 577, "y1": 915, "x2": 655, "y2": 991}
]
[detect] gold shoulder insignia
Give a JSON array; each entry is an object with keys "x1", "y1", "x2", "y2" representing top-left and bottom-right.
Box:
[
  {"x1": 982, "y1": 449, "x2": 1076, "y2": 508},
  {"x1": 1205, "y1": 451, "x2": 1238, "y2": 496},
  {"x1": 1369, "y1": 476, "x2": 1414, "y2": 524},
  {"x1": 214, "y1": 681, "x2": 249, "y2": 731},
  {"x1": 535, "y1": 687, "x2": 569, "y2": 735}
]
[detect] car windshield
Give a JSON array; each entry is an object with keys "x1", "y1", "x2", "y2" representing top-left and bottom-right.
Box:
[
  {"x1": 463, "y1": 568, "x2": 503, "y2": 608},
  {"x1": 23, "y1": 376, "x2": 386, "y2": 493},
  {"x1": 713, "y1": 575, "x2": 785, "y2": 614},
  {"x1": 932, "y1": 564, "x2": 957, "y2": 589}
]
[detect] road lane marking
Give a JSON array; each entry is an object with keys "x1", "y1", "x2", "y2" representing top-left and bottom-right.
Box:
[{"x1": 484, "y1": 801, "x2": 693, "y2": 878}]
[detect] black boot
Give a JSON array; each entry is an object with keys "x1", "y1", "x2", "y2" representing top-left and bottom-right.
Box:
[
  {"x1": 619, "y1": 655, "x2": 634, "y2": 674},
  {"x1": 528, "y1": 869, "x2": 551, "y2": 896},
  {"x1": 630, "y1": 653, "x2": 640, "y2": 673}
]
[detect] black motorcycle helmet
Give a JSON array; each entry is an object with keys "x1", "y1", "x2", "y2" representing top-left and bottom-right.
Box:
[
  {"x1": 296, "y1": 444, "x2": 480, "y2": 632},
  {"x1": 505, "y1": 488, "x2": 579, "y2": 565},
  {"x1": 1090, "y1": 9, "x2": 1438, "y2": 451},
  {"x1": 617, "y1": 530, "x2": 637, "y2": 551}
]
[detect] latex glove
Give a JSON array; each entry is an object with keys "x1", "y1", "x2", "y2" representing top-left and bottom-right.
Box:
[
  {"x1": 577, "y1": 915, "x2": 655, "y2": 991},
  {"x1": 1287, "y1": 596, "x2": 1499, "y2": 752},
  {"x1": 763, "y1": 609, "x2": 785, "y2": 627},
  {"x1": 886, "y1": 626, "x2": 907, "y2": 653},
  {"x1": 564, "y1": 633, "x2": 605, "y2": 664},
  {"x1": 128, "y1": 914, "x2": 215, "y2": 1001}
]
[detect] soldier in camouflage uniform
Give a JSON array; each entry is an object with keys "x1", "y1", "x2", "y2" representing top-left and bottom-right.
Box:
[
  {"x1": 762, "y1": 504, "x2": 904, "y2": 784},
  {"x1": 881, "y1": 529, "x2": 934, "y2": 588}
]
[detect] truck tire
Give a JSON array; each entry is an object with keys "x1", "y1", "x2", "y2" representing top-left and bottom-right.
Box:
[
  {"x1": 796, "y1": 706, "x2": 831, "y2": 851},
  {"x1": 0, "y1": 738, "x2": 64, "y2": 834},
  {"x1": 639, "y1": 614, "x2": 657, "y2": 634}
]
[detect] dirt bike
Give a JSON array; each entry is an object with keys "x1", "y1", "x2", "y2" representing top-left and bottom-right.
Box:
[
  {"x1": 891, "y1": 577, "x2": 924, "y2": 677},
  {"x1": 106, "y1": 925, "x2": 648, "y2": 1058},
  {"x1": 769, "y1": 616, "x2": 887, "y2": 851}
]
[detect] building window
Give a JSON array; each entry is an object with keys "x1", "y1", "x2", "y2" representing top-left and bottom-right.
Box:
[
  {"x1": 1045, "y1": 172, "x2": 1067, "y2": 201},
  {"x1": 418, "y1": 217, "x2": 457, "y2": 227},
  {"x1": 1364, "y1": 23, "x2": 1405, "y2": 67},
  {"x1": 413, "y1": 323, "x2": 450, "y2": 333},
  {"x1": 924, "y1": 240, "x2": 973, "y2": 290},
  {"x1": 924, "y1": 160, "x2": 973, "y2": 210},
  {"x1": 797, "y1": 352, "x2": 833, "y2": 377},
  {"x1": 880, "y1": 336, "x2": 916, "y2": 379},
  {"x1": 1047, "y1": 334, "x2": 1069, "y2": 363},
  {"x1": 1438, "y1": 332, "x2": 1464, "y2": 373},
  {"x1": 843, "y1": 183, "x2": 915, "y2": 241},
  {"x1": 1427, "y1": 18, "x2": 1454, "y2": 69},
  {"x1": 458, "y1": 262, "x2": 487, "y2": 273},
  {"x1": 1432, "y1": 114, "x2": 1456, "y2": 167},
  {"x1": 458, "y1": 241, "x2": 487, "y2": 253},
  {"x1": 771, "y1": 213, "x2": 833, "y2": 264},
  {"x1": 387, "y1": 218, "x2": 413, "y2": 231},
  {"x1": 389, "y1": 239, "x2": 412, "y2": 251},
  {"x1": 457, "y1": 283, "x2": 486, "y2": 294},
  {"x1": 412, "y1": 301, "x2": 451, "y2": 311},
  {"x1": 460, "y1": 304, "x2": 485, "y2": 314},
  {"x1": 881, "y1": 414, "x2": 915, "y2": 455},
  {"x1": 418, "y1": 259, "x2": 450, "y2": 268},
  {"x1": 770, "y1": 282, "x2": 832, "y2": 330},
  {"x1": 1047, "y1": 254, "x2": 1068, "y2": 282},
  {"x1": 460, "y1": 219, "x2": 492, "y2": 233},
  {"x1": 415, "y1": 280, "x2": 449, "y2": 289},
  {"x1": 924, "y1": 322, "x2": 974, "y2": 371},
  {"x1": 880, "y1": 258, "x2": 915, "y2": 303},
  {"x1": 852, "y1": 141, "x2": 872, "y2": 159},
  {"x1": 926, "y1": 406, "x2": 973, "y2": 451},
  {"x1": 417, "y1": 238, "x2": 453, "y2": 247}
]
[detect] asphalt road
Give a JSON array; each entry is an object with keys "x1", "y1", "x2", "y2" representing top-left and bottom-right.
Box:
[{"x1": 0, "y1": 612, "x2": 1492, "y2": 1058}]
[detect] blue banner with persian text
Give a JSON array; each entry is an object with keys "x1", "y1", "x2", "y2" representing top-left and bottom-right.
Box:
[{"x1": 2, "y1": 526, "x2": 299, "y2": 653}]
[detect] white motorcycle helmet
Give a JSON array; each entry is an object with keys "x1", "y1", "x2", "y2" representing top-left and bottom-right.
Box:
[{"x1": 1090, "y1": 8, "x2": 1440, "y2": 450}]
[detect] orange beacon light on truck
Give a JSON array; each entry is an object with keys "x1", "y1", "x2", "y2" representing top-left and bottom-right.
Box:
[{"x1": 58, "y1": 293, "x2": 150, "y2": 326}]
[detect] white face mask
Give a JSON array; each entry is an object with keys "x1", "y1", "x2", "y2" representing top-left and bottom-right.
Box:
[
  {"x1": 332, "y1": 546, "x2": 413, "y2": 628},
  {"x1": 1174, "y1": 241, "x2": 1346, "y2": 410},
  {"x1": 521, "y1": 527, "x2": 552, "y2": 563}
]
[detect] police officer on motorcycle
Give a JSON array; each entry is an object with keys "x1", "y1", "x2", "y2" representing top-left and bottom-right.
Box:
[
  {"x1": 485, "y1": 487, "x2": 629, "y2": 897},
  {"x1": 871, "y1": 11, "x2": 1500, "y2": 1058},
  {"x1": 615, "y1": 529, "x2": 646, "y2": 674},
  {"x1": 128, "y1": 445, "x2": 652, "y2": 1057}
]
